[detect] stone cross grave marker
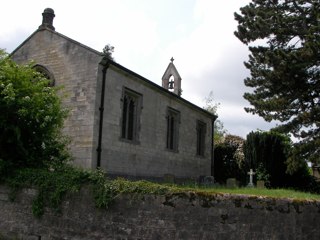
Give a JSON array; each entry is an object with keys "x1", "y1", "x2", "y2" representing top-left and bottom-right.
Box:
[{"x1": 247, "y1": 169, "x2": 255, "y2": 187}]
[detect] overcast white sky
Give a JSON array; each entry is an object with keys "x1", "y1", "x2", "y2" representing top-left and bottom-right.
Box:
[{"x1": 0, "y1": 0, "x2": 277, "y2": 138}]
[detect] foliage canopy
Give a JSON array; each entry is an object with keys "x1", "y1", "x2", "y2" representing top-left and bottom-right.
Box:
[
  {"x1": 234, "y1": 0, "x2": 320, "y2": 167},
  {"x1": 244, "y1": 131, "x2": 291, "y2": 187},
  {"x1": 244, "y1": 130, "x2": 319, "y2": 191},
  {"x1": 103, "y1": 44, "x2": 115, "y2": 60},
  {"x1": 0, "y1": 49, "x2": 69, "y2": 176},
  {"x1": 214, "y1": 134, "x2": 246, "y2": 184},
  {"x1": 203, "y1": 91, "x2": 226, "y2": 142}
]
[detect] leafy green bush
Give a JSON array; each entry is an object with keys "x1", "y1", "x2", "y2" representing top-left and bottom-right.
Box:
[
  {"x1": 256, "y1": 163, "x2": 271, "y2": 187},
  {"x1": 5, "y1": 165, "x2": 320, "y2": 218},
  {"x1": 0, "y1": 49, "x2": 69, "y2": 176},
  {"x1": 5, "y1": 167, "x2": 173, "y2": 217},
  {"x1": 214, "y1": 135, "x2": 247, "y2": 185},
  {"x1": 6, "y1": 166, "x2": 92, "y2": 217}
]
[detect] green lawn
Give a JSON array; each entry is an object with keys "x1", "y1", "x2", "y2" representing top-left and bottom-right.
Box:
[
  {"x1": 203, "y1": 187, "x2": 320, "y2": 200},
  {"x1": 5, "y1": 167, "x2": 320, "y2": 216},
  {"x1": 108, "y1": 178, "x2": 320, "y2": 201},
  {"x1": 171, "y1": 184, "x2": 320, "y2": 201}
]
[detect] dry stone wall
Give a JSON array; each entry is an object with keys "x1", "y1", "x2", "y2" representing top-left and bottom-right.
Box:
[{"x1": 0, "y1": 185, "x2": 319, "y2": 240}]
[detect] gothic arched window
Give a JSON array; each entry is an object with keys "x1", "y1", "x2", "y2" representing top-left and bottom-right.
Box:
[
  {"x1": 121, "y1": 88, "x2": 142, "y2": 142},
  {"x1": 196, "y1": 120, "x2": 206, "y2": 157},
  {"x1": 166, "y1": 107, "x2": 180, "y2": 151},
  {"x1": 33, "y1": 64, "x2": 55, "y2": 86}
]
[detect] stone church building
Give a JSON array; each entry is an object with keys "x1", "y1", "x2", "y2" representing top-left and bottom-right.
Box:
[{"x1": 11, "y1": 9, "x2": 217, "y2": 180}]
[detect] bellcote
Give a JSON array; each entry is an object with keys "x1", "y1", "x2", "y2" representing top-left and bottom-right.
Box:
[{"x1": 162, "y1": 57, "x2": 182, "y2": 96}]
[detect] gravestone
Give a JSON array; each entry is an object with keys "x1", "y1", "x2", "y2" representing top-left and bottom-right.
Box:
[
  {"x1": 0, "y1": 185, "x2": 9, "y2": 202},
  {"x1": 312, "y1": 165, "x2": 320, "y2": 181},
  {"x1": 163, "y1": 174, "x2": 175, "y2": 183},
  {"x1": 247, "y1": 169, "x2": 255, "y2": 188},
  {"x1": 200, "y1": 176, "x2": 214, "y2": 186},
  {"x1": 226, "y1": 178, "x2": 238, "y2": 188},
  {"x1": 257, "y1": 180, "x2": 265, "y2": 189}
]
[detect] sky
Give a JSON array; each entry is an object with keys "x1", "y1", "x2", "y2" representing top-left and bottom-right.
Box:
[{"x1": 0, "y1": 0, "x2": 277, "y2": 138}]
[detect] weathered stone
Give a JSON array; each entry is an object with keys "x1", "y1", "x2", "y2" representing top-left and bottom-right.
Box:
[
  {"x1": 226, "y1": 178, "x2": 238, "y2": 188},
  {"x1": 11, "y1": 9, "x2": 216, "y2": 180},
  {"x1": 0, "y1": 185, "x2": 319, "y2": 240},
  {"x1": 163, "y1": 174, "x2": 175, "y2": 183},
  {"x1": 257, "y1": 180, "x2": 265, "y2": 188}
]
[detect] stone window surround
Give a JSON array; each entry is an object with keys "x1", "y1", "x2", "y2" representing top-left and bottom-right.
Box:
[
  {"x1": 196, "y1": 120, "x2": 206, "y2": 157},
  {"x1": 120, "y1": 87, "x2": 142, "y2": 144},
  {"x1": 32, "y1": 64, "x2": 55, "y2": 86},
  {"x1": 166, "y1": 107, "x2": 180, "y2": 152}
]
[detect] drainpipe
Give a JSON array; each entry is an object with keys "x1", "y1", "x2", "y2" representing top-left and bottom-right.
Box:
[
  {"x1": 211, "y1": 118, "x2": 215, "y2": 177},
  {"x1": 96, "y1": 59, "x2": 109, "y2": 168}
]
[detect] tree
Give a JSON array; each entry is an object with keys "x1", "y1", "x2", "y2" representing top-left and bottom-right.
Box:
[
  {"x1": 0, "y1": 49, "x2": 69, "y2": 177},
  {"x1": 244, "y1": 130, "x2": 317, "y2": 191},
  {"x1": 214, "y1": 134, "x2": 246, "y2": 184},
  {"x1": 203, "y1": 91, "x2": 226, "y2": 142},
  {"x1": 234, "y1": 0, "x2": 320, "y2": 169},
  {"x1": 244, "y1": 131, "x2": 291, "y2": 187},
  {"x1": 103, "y1": 44, "x2": 115, "y2": 60}
]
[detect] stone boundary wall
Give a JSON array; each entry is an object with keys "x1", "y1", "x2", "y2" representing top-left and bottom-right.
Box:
[{"x1": 0, "y1": 185, "x2": 320, "y2": 240}]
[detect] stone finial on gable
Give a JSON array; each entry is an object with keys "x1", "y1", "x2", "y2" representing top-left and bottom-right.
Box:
[
  {"x1": 39, "y1": 8, "x2": 55, "y2": 31},
  {"x1": 162, "y1": 57, "x2": 182, "y2": 96}
]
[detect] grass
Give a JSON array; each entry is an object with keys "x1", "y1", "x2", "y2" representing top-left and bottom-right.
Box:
[
  {"x1": 167, "y1": 183, "x2": 320, "y2": 201},
  {"x1": 111, "y1": 178, "x2": 320, "y2": 201},
  {"x1": 201, "y1": 187, "x2": 320, "y2": 200},
  {"x1": 5, "y1": 167, "x2": 320, "y2": 217}
]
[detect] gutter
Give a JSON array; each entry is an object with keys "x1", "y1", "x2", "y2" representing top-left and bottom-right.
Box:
[{"x1": 96, "y1": 58, "x2": 109, "y2": 168}]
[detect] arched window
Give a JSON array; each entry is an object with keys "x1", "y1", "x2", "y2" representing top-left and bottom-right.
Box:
[
  {"x1": 166, "y1": 107, "x2": 180, "y2": 151},
  {"x1": 168, "y1": 75, "x2": 174, "y2": 92},
  {"x1": 33, "y1": 64, "x2": 55, "y2": 86},
  {"x1": 121, "y1": 88, "x2": 142, "y2": 142},
  {"x1": 196, "y1": 120, "x2": 206, "y2": 156}
]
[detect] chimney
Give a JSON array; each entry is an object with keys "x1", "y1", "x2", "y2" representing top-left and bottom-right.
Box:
[{"x1": 39, "y1": 8, "x2": 55, "y2": 31}]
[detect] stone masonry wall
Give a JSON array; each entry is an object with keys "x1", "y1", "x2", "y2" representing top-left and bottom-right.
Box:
[
  {"x1": 11, "y1": 29, "x2": 102, "y2": 169},
  {"x1": 0, "y1": 185, "x2": 319, "y2": 240},
  {"x1": 100, "y1": 65, "x2": 213, "y2": 179}
]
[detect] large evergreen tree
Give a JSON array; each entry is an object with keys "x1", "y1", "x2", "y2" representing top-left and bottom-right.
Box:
[
  {"x1": 234, "y1": 0, "x2": 320, "y2": 169},
  {"x1": 244, "y1": 131, "x2": 291, "y2": 187}
]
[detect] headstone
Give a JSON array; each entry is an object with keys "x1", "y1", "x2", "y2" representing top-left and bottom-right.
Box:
[
  {"x1": 312, "y1": 165, "x2": 320, "y2": 182},
  {"x1": 226, "y1": 178, "x2": 238, "y2": 188},
  {"x1": 0, "y1": 185, "x2": 9, "y2": 202},
  {"x1": 163, "y1": 174, "x2": 175, "y2": 183},
  {"x1": 200, "y1": 176, "x2": 214, "y2": 186},
  {"x1": 247, "y1": 169, "x2": 255, "y2": 187},
  {"x1": 0, "y1": 193, "x2": 9, "y2": 202},
  {"x1": 257, "y1": 180, "x2": 265, "y2": 189}
]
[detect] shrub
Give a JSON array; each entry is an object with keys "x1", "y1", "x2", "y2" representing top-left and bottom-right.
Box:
[
  {"x1": 214, "y1": 135, "x2": 246, "y2": 184},
  {"x1": 0, "y1": 49, "x2": 69, "y2": 176}
]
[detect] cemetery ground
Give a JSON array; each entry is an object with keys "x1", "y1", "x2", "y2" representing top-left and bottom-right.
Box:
[
  {"x1": 179, "y1": 184, "x2": 320, "y2": 201},
  {"x1": 3, "y1": 166, "x2": 320, "y2": 218}
]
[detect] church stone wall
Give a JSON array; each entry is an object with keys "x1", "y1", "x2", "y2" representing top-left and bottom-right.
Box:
[
  {"x1": 1, "y1": 185, "x2": 319, "y2": 240},
  {"x1": 11, "y1": 29, "x2": 102, "y2": 168},
  {"x1": 10, "y1": 28, "x2": 214, "y2": 178},
  {"x1": 99, "y1": 65, "x2": 213, "y2": 179}
]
